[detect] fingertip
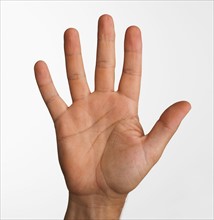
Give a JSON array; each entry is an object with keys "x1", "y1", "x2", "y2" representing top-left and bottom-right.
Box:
[
  {"x1": 98, "y1": 14, "x2": 115, "y2": 41},
  {"x1": 64, "y1": 28, "x2": 79, "y2": 40},
  {"x1": 125, "y1": 26, "x2": 142, "y2": 43},
  {"x1": 126, "y1": 26, "x2": 141, "y2": 36},
  {"x1": 183, "y1": 101, "x2": 192, "y2": 111},
  {"x1": 64, "y1": 28, "x2": 81, "y2": 56},
  {"x1": 174, "y1": 100, "x2": 192, "y2": 115},
  {"x1": 34, "y1": 60, "x2": 51, "y2": 86},
  {"x1": 125, "y1": 26, "x2": 142, "y2": 52},
  {"x1": 34, "y1": 60, "x2": 47, "y2": 73},
  {"x1": 158, "y1": 101, "x2": 191, "y2": 133},
  {"x1": 98, "y1": 14, "x2": 114, "y2": 25}
]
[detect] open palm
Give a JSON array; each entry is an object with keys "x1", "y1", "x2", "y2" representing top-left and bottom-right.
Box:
[{"x1": 35, "y1": 15, "x2": 190, "y2": 204}]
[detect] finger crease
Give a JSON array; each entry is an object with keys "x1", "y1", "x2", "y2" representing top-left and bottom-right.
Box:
[
  {"x1": 67, "y1": 73, "x2": 86, "y2": 81},
  {"x1": 96, "y1": 61, "x2": 115, "y2": 69},
  {"x1": 38, "y1": 81, "x2": 53, "y2": 88},
  {"x1": 158, "y1": 119, "x2": 174, "y2": 133},
  {"x1": 65, "y1": 52, "x2": 82, "y2": 57},
  {"x1": 45, "y1": 94, "x2": 60, "y2": 105},
  {"x1": 122, "y1": 69, "x2": 141, "y2": 76}
]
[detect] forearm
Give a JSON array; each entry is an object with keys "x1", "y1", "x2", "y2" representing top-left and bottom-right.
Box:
[{"x1": 64, "y1": 194, "x2": 126, "y2": 220}]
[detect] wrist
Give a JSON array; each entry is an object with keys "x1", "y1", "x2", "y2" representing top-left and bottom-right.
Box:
[{"x1": 64, "y1": 193, "x2": 127, "y2": 220}]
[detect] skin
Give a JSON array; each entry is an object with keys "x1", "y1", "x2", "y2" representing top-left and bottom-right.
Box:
[{"x1": 34, "y1": 14, "x2": 191, "y2": 219}]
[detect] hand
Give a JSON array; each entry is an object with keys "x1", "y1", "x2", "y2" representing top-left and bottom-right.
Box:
[{"x1": 34, "y1": 14, "x2": 191, "y2": 219}]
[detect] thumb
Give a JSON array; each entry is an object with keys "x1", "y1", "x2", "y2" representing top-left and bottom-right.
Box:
[{"x1": 145, "y1": 101, "x2": 191, "y2": 164}]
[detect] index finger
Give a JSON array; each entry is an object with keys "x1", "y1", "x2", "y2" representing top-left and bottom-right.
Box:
[{"x1": 118, "y1": 26, "x2": 142, "y2": 102}]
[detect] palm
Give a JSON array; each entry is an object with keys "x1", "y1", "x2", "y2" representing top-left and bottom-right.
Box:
[
  {"x1": 55, "y1": 92, "x2": 147, "y2": 196},
  {"x1": 35, "y1": 15, "x2": 190, "y2": 201}
]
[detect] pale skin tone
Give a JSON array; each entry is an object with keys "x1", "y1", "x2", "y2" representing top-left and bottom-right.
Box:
[{"x1": 34, "y1": 15, "x2": 191, "y2": 219}]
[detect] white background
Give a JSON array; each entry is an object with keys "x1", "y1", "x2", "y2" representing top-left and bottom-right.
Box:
[{"x1": 1, "y1": 1, "x2": 213, "y2": 219}]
